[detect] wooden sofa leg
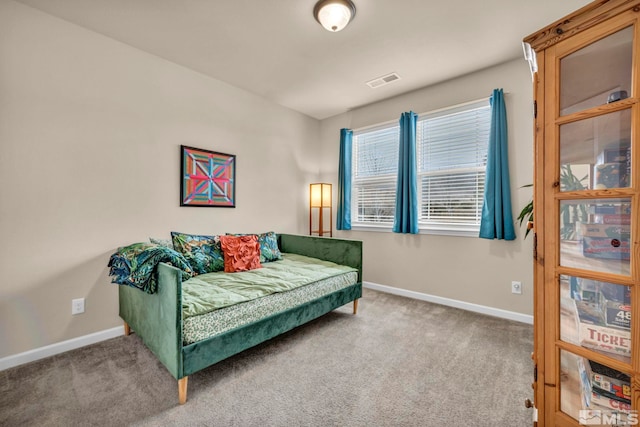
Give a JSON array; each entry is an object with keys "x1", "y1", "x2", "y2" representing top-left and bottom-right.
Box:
[
  {"x1": 123, "y1": 322, "x2": 131, "y2": 336},
  {"x1": 353, "y1": 299, "x2": 359, "y2": 315},
  {"x1": 178, "y1": 377, "x2": 188, "y2": 404}
]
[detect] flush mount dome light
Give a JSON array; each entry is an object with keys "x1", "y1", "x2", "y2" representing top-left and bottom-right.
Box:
[{"x1": 313, "y1": 0, "x2": 356, "y2": 32}]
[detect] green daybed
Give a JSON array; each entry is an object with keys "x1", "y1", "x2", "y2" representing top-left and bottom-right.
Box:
[{"x1": 118, "y1": 234, "x2": 362, "y2": 404}]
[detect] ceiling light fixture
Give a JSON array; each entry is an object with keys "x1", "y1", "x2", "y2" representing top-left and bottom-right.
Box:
[{"x1": 313, "y1": 0, "x2": 356, "y2": 32}]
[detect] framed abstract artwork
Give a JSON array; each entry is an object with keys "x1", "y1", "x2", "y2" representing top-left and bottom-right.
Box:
[{"x1": 180, "y1": 145, "x2": 236, "y2": 207}]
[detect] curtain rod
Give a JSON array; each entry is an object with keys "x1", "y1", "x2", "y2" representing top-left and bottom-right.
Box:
[{"x1": 351, "y1": 91, "x2": 510, "y2": 133}]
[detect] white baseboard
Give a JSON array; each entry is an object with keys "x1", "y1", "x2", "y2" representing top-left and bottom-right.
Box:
[
  {"x1": 0, "y1": 326, "x2": 124, "y2": 371},
  {"x1": 363, "y1": 281, "x2": 533, "y2": 325}
]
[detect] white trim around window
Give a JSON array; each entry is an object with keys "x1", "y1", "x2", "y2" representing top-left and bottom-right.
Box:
[{"x1": 350, "y1": 98, "x2": 491, "y2": 237}]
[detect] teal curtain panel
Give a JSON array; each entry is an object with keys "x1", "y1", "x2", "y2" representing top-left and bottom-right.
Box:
[
  {"x1": 479, "y1": 89, "x2": 516, "y2": 240},
  {"x1": 393, "y1": 112, "x2": 419, "y2": 234},
  {"x1": 337, "y1": 128, "x2": 353, "y2": 230}
]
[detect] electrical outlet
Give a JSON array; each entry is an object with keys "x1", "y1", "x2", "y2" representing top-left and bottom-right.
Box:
[
  {"x1": 511, "y1": 281, "x2": 522, "y2": 295},
  {"x1": 72, "y1": 298, "x2": 85, "y2": 315}
]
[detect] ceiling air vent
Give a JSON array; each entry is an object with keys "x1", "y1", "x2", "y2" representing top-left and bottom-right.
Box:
[{"x1": 366, "y1": 72, "x2": 401, "y2": 89}]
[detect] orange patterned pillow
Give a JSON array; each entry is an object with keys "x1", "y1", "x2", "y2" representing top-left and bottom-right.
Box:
[{"x1": 219, "y1": 234, "x2": 262, "y2": 273}]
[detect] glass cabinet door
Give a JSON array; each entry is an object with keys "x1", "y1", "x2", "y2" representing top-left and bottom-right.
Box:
[
  {"x1": 543, "y1": 13, "x2": 638, "y2": 426},
  {"x1": 559, "y1": 198, "x2": 631, "y2": 276},
  {"x1": 559, "y1": 26, "x2": 633, "y2": 116},
  {"x1": 559, "y1": 110, "x2": 631, "y2": 192}
]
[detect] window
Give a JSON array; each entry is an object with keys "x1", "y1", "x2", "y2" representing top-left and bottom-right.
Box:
[
  {"x1": 351, "y1": 99, "x2": 491, "y2": 234},
  {"x1": 417, "y1": 100, "x2": 491, "y2": 233},
  {"x1": 352, "y1": 124, "x2": 399, "y2": 225}
]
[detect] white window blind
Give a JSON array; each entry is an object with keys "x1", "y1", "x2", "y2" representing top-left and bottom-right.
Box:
[
  {"x1": 417, "y1": 100, "x2": 490, "y2": 231},
  {"x1": 350, "y1": 98, "x2": 491, "y2": 235},
  {"x1": 352, "y1": 124, "x2": 399, "y2": 224}
]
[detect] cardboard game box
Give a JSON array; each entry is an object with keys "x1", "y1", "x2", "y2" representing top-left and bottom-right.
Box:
[
  {"x1": 588, "y1": 391, "x2": 632, "y2": 412},
  {"x1": 575, "y1": 300, "x2": 631, "y2": 357},
  {"x1": 589, "y1": 204, "x2": 631, "y2": 215},
  {"x1": 581, "y1": 223, "x2": 631, "y2": 260},
  {"x1": 599, "y1": 293, "x2": 631, "y2": 330},
  {"x1": 591, "y1": 214, "x2": 631, "y2": 225},
  {"x1": 570, "y1": 277, "x2": 599, "y2": 303},
  {"x1": 581, "y1": 224, "x2": 630, "y2": 239},
  {"x1": 585, "y1": 359, "x2": 631, "y2": 402},
  {"x1": 576, "y1": 278, "x2": 632, "y2": 330},
  {"x1": 578, "y1": 357, "x2": 631, "y2": 413},
  {"x1": 570, "y1": 277, "x2": 631, "y2": 325},
  {"x1": 582, "y1": 237, "x2": 630, "y2": 261}
]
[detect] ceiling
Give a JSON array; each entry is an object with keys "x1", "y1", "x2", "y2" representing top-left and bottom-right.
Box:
[{"x1": 16, "y1": 0, "x2": 593, "y2": 120}]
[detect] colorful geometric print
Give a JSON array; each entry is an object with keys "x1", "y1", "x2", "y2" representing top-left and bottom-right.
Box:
[{"x1": 181, "y1": 145, "x2": 235, "y2": 207}]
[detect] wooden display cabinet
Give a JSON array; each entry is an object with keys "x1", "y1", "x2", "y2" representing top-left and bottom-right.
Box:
[{"x1": 524, "y1": 1, "x2": 640, "y2": 425}]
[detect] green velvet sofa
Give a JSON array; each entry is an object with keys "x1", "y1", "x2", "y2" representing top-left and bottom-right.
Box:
[{"x1": 118, "y1": 233, "x2": 362, "y2": 404}]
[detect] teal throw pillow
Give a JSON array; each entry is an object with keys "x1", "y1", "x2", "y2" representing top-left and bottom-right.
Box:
[
  {"x1": 227, "y1": 231, "x2": 282, "y2": 263},
  {"x1": 171, "y1": 232, "x2": 224, "y2": 274}
]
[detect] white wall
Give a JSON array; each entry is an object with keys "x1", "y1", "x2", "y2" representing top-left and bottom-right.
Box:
[
  {"x1": 1, "y1": 0, "x2": 536, "y2": 361},
  {"x1": 0, "y1": 1, "x2": 319, "y2": 358},
  {"x1": 319, "y1": 59, "x2": 535, "y2": 315}
]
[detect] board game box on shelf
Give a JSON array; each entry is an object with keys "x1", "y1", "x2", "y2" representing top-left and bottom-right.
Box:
[{"x1": 578, "y1": 357, "x2": 631, "y2": 413}]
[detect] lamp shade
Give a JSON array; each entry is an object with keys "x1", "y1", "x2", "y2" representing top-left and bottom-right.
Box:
[
  {"x1": 310, "y1": 183, "x2": 332, "y2": 237},
  {"x1": 313, "y1": 0, "x2": 356, "y2": 32},
  {"x1": 310, "y1": 183, "x2": 332, "y2": 207}
]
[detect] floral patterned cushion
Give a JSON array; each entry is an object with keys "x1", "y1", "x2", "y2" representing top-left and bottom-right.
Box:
[
  {"x1": 219, "y1": 234, "x2": 262, "y2": 273},
  {"x1": 171, "y1": 232, "x2": 224, "y2": 274},
  {"x1": 227, "y1": 231, "x2": 282, "y2": 263},
  {"x1": 108, "y1": 242, "x2": 193, "y2": 294},
  {"x1": 257, "y1": 231, "x2": 282, "y2": 263}
]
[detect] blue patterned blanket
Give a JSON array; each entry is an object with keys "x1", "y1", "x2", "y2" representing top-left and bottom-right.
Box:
[{"x1": 108, "y1": 242, "x2": 193, "y2": 294}]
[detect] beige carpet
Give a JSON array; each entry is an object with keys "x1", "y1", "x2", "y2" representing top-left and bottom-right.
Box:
[{"x1": 0, "y1": 289, "x2": 534, "y2": 426}]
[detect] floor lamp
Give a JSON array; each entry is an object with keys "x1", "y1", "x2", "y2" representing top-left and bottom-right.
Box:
[{"x1": 309, "y1": 183, "x2": 332, "y2": 237}]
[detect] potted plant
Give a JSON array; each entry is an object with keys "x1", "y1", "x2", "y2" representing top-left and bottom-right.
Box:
[
  {"x1": 517, "y1": 184, "x2": 534, "y2": 238},
  {"x1": 517, "y1": 165, "x2": 589, "y2": 239},
  {"x1": 559, "y1": 164, "x2": 589, "y2": 240}
]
